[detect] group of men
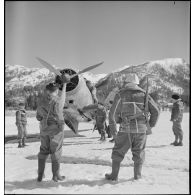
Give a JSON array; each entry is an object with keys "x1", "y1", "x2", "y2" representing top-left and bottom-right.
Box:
[{"x1": 15, "y1": 72, "x2": 184, "y2": 182}]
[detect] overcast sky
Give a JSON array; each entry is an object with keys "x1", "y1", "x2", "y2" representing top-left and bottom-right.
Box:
[{"x1": 5, "y1": 1, "x2": 190, "y2": 74}]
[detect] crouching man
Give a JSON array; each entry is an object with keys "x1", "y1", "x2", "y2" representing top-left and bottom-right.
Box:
[
  {"x1": 81, "y1": 102, "x2": 107, "y2": 141},
  {"x1": 36, "y1": 75, "x2": 69, "y2": 182},
  {"x1": 105, "y1": 74, "x2": 159, "y2": 181}
]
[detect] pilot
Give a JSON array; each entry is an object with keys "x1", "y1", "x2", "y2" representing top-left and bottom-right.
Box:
[
  {"x1": 84, "y1": 78, "x2": 98, "y2": 104},
  {"x1": 105, "y1": 73, "x2": 159, "y2": 181},
  {"x1": 36, "y1": 75, "x2": 69, "y2": 182},
  {"x1": 15, "y1": 102, "x2": 27, "y2": 148}
]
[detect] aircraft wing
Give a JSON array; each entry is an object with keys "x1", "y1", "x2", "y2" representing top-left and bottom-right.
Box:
[{"x1": 64, "y1": 113, "x2": 79, "y2": 134}]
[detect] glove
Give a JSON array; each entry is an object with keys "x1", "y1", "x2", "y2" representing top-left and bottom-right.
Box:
[
  {"x1": 61, "y1": 74, "x2": 71, "y2": 84},
  {"x1": 58, "y1": 120, "x2": 65, "y2": 130}
]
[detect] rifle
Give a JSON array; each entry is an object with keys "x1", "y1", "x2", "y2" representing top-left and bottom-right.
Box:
[{"x1": 144, "y1": 76, "x2": 152, "y2": 135}]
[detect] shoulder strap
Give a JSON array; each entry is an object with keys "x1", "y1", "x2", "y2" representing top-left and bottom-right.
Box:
[{"x1": 45, "y1": 102, "x2": 53, "y2": 124}]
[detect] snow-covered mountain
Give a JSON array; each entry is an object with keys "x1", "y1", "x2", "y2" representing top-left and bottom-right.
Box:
[
  {"x1": 81, "y1": 72, "x2": 107, "y2": 83},
  {"x1": 95, "y1": 58, "x2": 189, "y2": 103},
  {"x1": 5, "y1": 64, "x2": 107, "y2": 92},
  {"x1": 5, "y1": 58, "x2": 189, "y2": 105},
  {"x1": 5, "y1": 64, "x2": 54, "y2": 91}
]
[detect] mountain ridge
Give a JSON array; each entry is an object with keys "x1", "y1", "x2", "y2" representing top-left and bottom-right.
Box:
[{"x1": 5, "y1": 57, "x2": 189, "y2": 106}]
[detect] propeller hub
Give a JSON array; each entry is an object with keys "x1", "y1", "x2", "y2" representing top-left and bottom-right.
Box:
[{"x1": 55, "y1": 69, "x2": 79, "y2": 92}]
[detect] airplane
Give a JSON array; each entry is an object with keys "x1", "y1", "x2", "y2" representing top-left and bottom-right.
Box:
[
  {"x1": 36, "y1": 58, "x2": 155, "y2": 134},
  {"x1": 36, "y1": 57, "x2": 105, "y2": 134}
]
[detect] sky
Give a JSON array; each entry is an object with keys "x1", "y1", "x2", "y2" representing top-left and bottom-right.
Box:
[{"x1": 5, "y1": 1, "x2": 190, "y2": 74}]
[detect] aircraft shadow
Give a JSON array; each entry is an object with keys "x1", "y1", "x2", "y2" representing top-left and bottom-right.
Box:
[
  {"x1": 92, "y1": 147, "x2": 113, "y2": 151},
  {"x1": 26, "y1": 155, "x2": 132, "y2": 167},
  {"x1": 146, "y1": 144, "x2": 169, "y2": 149},
  {"x1": 5, "y1": 177, "x2": 130, "y2": 192},
  {"x1": 83, "y1": 136, "x2": 102, "y2": 140},
  {"x1": 5, "y1": 132, "x2": 85, "y2": 144},
  {"x1": 62, "y1": 141, "x2": 95, "y2": 146}
]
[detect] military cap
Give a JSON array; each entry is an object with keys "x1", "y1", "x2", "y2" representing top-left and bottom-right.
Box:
[
  {"x1": 45, "y1": 83, "x2": 58, "y2": 92},
  {"x1": 172, "y1": 94, "x2": 180, "y2": 100}
]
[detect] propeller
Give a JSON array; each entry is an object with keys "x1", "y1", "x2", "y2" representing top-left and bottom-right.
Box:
[
  {"x1": 69, "y1": 61, "x2": 104, "y2": 79},
  {"x1": 36, "y1": 57, "x2": 104, "y2": 80},
  {"x1": 36, "y1": 57, "x2": 61, "y2": 76}
]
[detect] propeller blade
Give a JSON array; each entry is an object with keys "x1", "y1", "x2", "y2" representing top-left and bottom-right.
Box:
[
  {"x1": 36, "y1": 57, "x2": 62, "y2": 76},
  {"x1": 70, "y1": 61, "x2": 104, "y2": 79},
  {"x1": 78, "y1": 61, "x2": 104, "y2": 74}
]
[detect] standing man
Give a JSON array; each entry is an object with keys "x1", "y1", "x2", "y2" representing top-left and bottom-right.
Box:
[
  {"x1": 15, "y1": 102, "x2": 27, "y2": 148},
  {"x1": 170, "y1": 94, "x2": 184, "y2": 146},
  {"x1": 36, "y1": 74, "x2": 69, "y2": 182},
  {"x1": 105, "y1": 73, "x2": 159, "y2": 181}
]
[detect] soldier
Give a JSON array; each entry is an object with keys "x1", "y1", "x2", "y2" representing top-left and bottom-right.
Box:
[
  {"x1": 92, "y1": 119, "x2": 112, "y2": 139},
  {"x1": 36, "y1": 75, "x2": 69, "y2": 182},
  {"x1": 170, "y1": 94, "x2": 184, "y2": 146},
  {"x1": 105, "y1": 73, "x2": 159, "y2": 181},
  {"x1": 84, "y1": 78, "x2": 98, "y2": 104},
  {"x1": 15, "y1": 102, "x2": 27, "y2": 148},
  {"x1": 81, "y1": 102, "x2": 107, "y2": 141}
]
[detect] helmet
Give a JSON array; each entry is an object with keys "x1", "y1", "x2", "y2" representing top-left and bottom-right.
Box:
[{"x1": 124, "y1": 73, "x2": 139, "y2": 85}]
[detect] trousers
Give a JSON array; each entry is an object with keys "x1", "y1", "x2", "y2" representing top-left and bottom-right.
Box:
[
  {"x1": 38, "y1": 131, "x2": 64, "y2": 162},
  {"x1": 112, "y1": 132, "x2": 147, "y2": 165},
  {"x1": 172, "y1": 121, "x2": 183, "y2": 141},
  {"x1": 17, "y1": 124, "x2": 27, "y2": 140}
]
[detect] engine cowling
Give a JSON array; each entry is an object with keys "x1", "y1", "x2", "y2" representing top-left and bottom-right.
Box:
[{"x1": 55, "y1": 69, "x2": 94, "y2": 121}]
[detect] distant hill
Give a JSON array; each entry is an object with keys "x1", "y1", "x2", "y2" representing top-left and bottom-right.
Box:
[
  {"x1": 5, "y1": 58, "x2": 190, "y2": 108},
  {"x1": 5, "y1": 64, "x2": 106, "y2": 91},
  {"x1": 95, "y1": 58, "x2": 189, "y2": 104}
]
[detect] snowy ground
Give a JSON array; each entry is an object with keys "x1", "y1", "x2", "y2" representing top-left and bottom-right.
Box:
[{"x1": 5, "y1": 111, "x2": 189, "y2": 194}]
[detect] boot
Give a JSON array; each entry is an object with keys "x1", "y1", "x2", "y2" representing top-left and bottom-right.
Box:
[
  {"x1": 109, "y1": 138, "x2": 115, "y2": 143},
  {"x1": 107, "y1": 133, "x2": 112, "y2": 138},
  {"x1": 37, "y1": 158, "x2": 46, "y2": 182},
  {"x1": 22, "y1": 137, "x2": 27, "y2": 147},
  {"x1": 18, "y1": 140, "x2": 23, "y2": 148},
  {"x1": 52, "y1": 161, "x2": 65, "y2": 182},
  {"x1": 171, "y1": 134, "x2": 179, "y2": 145},
  {"x1": 171, "y1": 141, "x2": 178, "y2": 145},
  {"x1": 176, "y1": 134, "x2": 183, "y2": 146},
  {"x1": 134, "y1": 164, "x2": 142, "y2": 180},
  {"x1": 175, "y1": 142, "x2": 183, "y2": 146},
  {"x1": 102, "y1": 134, "x2": 106, "y2": 141},
  {"x1": 106, "y1": 125, "x2": 112, "y2": 138},
  {"x1": 107, "y1": 128, "x2": 112, "y2": 138},
  {"x1": 99, "y1": 133, "x2": 106, "y2": 141},
  {"x1": 105, "y1": 160, "x2": 120, "y2": 181}
]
